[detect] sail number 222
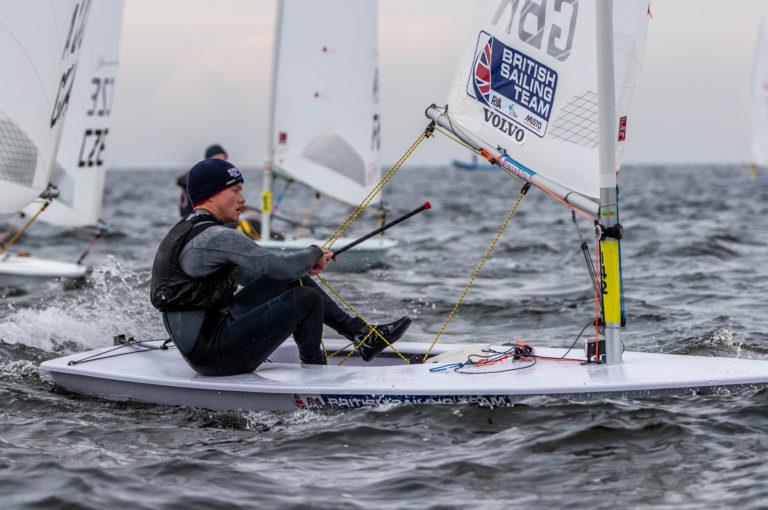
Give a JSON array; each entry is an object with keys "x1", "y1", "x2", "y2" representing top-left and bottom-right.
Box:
[{"x1": 490, "y1": 0, "x2": 578, "y2": 62}]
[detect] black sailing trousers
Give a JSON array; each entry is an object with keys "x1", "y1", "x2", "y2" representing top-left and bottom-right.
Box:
[{"x1": 184, "y1": 277, "x2": 361, "y2": 376}]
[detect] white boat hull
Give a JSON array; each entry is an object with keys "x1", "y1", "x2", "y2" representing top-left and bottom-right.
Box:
[
  {"x1": 0, "y1": 254, "x2": 88, "y2": 279},
  {"x1": 259, "y1": 237, "x2": 396, "y2": 272},
  {"x1": 40, "y1": 339, "x2": 768, "y2": 412}
]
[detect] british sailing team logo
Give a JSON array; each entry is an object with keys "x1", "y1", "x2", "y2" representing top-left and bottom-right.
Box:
[
  {"x1": 467, "y1": 31, "x2": 559, "y2": 141},
  {"x1": 474, "y1": 39, "x2": 492, "y2": 103}
]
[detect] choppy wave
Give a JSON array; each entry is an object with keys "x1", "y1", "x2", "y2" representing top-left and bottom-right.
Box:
[
  {"x1": 1, "y1": 165, "x2": 768, "y2": 508},
  {"x1": 0, "y1": 256, "x2": 164, "y2": 353}
]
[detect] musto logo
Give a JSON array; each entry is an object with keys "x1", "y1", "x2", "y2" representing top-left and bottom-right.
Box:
[{"x1": 467, "y1": 31, "x2": 558, "y2": 141}]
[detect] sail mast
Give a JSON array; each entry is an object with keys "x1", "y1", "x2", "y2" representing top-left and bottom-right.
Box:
[
  {"x1": 262, "y1": 0, "x2": 285, "y2": 240},
  {"x1": 596, "y1": 0, "x2": 623, "y2": 365}
]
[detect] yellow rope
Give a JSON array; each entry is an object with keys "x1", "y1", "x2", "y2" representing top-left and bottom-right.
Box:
[
  {"x1": 316, "y1": 274, "x2": 411, "y2": 365},
  {"x1": 313, "y1": 122, "x2": 529, "y2": 365},
  {"x1": 326, "y1": 341, "x2": 354, "y2": 359},
  {"x1": 0, "y1": 200, "x2": 51, "y2": 256},
  {"x1": 0, "y1": 212, "x2": 24, "y2": 246},
  {"x1": 296, "y1": 193, "x2": 320, "y2": 238},
  {"x1": 311, "y1": 124, "x2": 434, "y2": 365},
  {"x1": 323, "y1": 123, "x2": 434, "y2": 250},
  {"x1": 434, "y1": 126, "x2": 480, "y2": 155},
  {"x1": 421, "y1": 182, "x2": 531, "y2": 362}
]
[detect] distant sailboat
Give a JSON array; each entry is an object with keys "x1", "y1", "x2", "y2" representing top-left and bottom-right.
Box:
[
  {"x1": 751, "y1": 17, "x2": 768, "y2": 178},
  {"x1": 0, "y1": 0, "x2": 123, "y2": 281},
  {"x1": 257, "y1": 0, "x2": 396, "y2": 272},
  {"x1": 451, "y1": 153, "x2": 494, "y2": 171}
]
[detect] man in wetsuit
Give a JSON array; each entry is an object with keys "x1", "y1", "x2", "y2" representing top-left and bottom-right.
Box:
[
  {"x1": 177, "y1": 144, "x2": 228, "y2": 218},
  {"x1": 151, "y1": 158, "x2": 411, "y2": 376}
]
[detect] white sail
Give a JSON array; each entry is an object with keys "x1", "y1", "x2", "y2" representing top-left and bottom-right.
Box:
[
  {"x1": 752, "y1": 18, "x2": 768, "y2": 171},
  {"x1": 437, "y1": 1, "x2": 649, "y2": 206},
  {"x1": 0, "y1": 0, "x2": 91, "y2": 214},
  {"x1": 270, "y1": 0, "x2": 380, "y2": 207},
  {"x1": 34, "y1": 0, "x2": 125, "y2": 228}
]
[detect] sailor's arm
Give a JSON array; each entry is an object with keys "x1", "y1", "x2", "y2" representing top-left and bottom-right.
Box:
[{"x1": 179, "y1": 226, "x2": 323, "y2": 282}]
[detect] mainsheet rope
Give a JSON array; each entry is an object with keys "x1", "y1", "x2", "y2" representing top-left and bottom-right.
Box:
[
  {"x1": 434, "y1": 122, "x2": 604, "y2": 363},
  {"x1": 316, "y1": 123, "x2": 532, "y2": 364},
  {"x1": 317, "y1": 274, "x2": 411, "y2": 365},
  {"x1": 421, "y1": 182, "x2": 531, "y2": 362},
  {"x1": 315, "y1": 121, "x2": 588, "y2": 366}
]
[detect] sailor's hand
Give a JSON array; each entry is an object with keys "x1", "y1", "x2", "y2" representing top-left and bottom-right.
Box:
[
  {"x1": 309, "y1": 249, "x2": 333, "y2": 276},
  {"x1": 308, "y1": 258, "x2": 327, "y2": 276}
]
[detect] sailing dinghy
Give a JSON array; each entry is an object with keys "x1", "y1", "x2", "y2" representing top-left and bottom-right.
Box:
[
  {"x1": 1, "y1": 1, "x2": 123, "y2": 281},
  {"x1": 751, "y1": 17, "x2": 768, "y2": 178},
  {"x1": 256, "y1": 0, "x2": 396, "y2": 272},
  {"x1": 0, "y1": 1, "x2": 89, "y2": 280},
  {"x1": 42, "y1": 1, "x2": 768, "y2": 411},
  {"x1": 25, "y1": 1, "x2": 124, "y2": 236}
]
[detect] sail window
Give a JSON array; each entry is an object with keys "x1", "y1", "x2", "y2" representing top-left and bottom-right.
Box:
[
  {"x1": 0, "y1": 116, "x2": 38, "y2": 187},
  {"x1": 549, "y1": 91, "x2": 599, "y2": 148}
]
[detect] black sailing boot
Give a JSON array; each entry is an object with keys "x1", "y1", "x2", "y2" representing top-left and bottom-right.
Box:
[{"x1": 347, "y1": 317, "x2": 412, "y2": 362}]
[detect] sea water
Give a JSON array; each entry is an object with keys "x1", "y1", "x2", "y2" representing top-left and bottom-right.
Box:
[{"x1": 1, "y1": 164, "x2": 768, "y2": 509}]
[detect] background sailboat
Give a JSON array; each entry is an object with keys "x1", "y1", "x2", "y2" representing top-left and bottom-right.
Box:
[
  {"x1": 751, "y1": 17, "x2": 768, "y2": 177},
  {"x1": 0, "y1": 1, "x2": 92, "y2": 280},
  {"x1": 257, "y1": 0, "x2": 396, "y2": 272},
  {"x1": 451, "y1": 153, "x2": 494, "y2": 171},
  {"x1": 30, "y1": 0, "x2": 125, "y2": 232}
]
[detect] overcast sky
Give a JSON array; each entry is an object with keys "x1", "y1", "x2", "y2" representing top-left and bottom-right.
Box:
[{"x1": 106, "y1": 0, "x2": 768, "y2": 169}]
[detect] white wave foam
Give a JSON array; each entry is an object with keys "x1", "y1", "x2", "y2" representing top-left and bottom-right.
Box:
[
  {"x1": 0, "y1": 256, "x2": 165, "y2": 353},
  {"x1": 0, "y1": 359, "x2": 40, "y2": 380}
]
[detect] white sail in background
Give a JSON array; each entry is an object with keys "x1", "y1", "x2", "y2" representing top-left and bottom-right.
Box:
[
  {"x1": 440, "y1": 1, "x2": 649, "y2": 203},
  {"x1": 35, "y1": 0, "x2": 125, "y2": 228},
  {"x1": 752, "y1": 18, "x2": 768, "y2": 171},
  {"x1": 0, "y1": 0, "x2": 91, "y2": 214},
  {"x1": 270, "y1": 0, "x2": 381, "y2": 207}
]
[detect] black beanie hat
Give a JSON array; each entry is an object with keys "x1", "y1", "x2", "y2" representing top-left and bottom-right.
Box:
[
  {"x1": 187, "y1": 158, "x2": 244, "y2": 207},
  {"x1": 204, "y1": 144, "x2": 227, "y2": 159}
]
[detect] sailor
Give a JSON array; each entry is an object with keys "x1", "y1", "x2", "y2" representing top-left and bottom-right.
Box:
[
  {"x1": 178, "y1": 145, "x2": 283, "y2": 239},
  {"x1": 151, "y1": 158, "x2": 411, "y2": 376},
  {"x1": 177, "y1": 144, "x2": 228, "y2": 218}
]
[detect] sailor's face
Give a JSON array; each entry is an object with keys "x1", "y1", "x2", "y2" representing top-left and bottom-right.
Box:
[{"x1": 211, "y1": 183, "x2": 245, "y2": 223}]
